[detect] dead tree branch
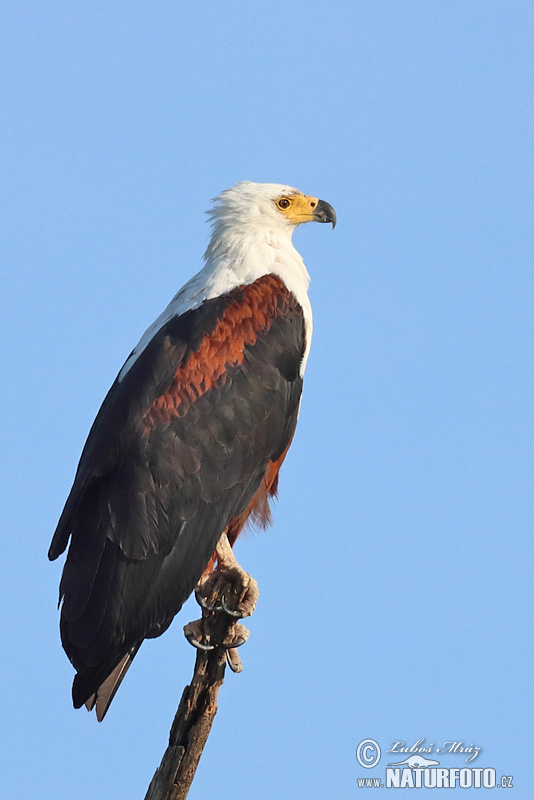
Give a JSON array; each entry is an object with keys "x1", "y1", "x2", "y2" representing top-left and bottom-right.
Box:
[{"x1": 144, "y1": 570, "x2": 252, "y2": 800}]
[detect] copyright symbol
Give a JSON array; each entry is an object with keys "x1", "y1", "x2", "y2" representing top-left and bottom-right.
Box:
[{"x1": 356, "y1": 739, "x2": 381, "y2": 769}]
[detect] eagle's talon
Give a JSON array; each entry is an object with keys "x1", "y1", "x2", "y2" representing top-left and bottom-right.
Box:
[
  {"x1": 190, "y1": 639, "x2": 215, "y2": 651},
  {"x1": 197, "y1": 559, "x2": 259, "y2": 620},
  {"x1": 220, "y1": 593, "x2": 246, "y2": 618},
  {"x1": 224, "y1": 633, "x2": 247, "y2": 648},
  {"x1": 216, "y1": 569, "x2": 259, "y2": 619},
  {"x1": 194, "y1": 588, "x2": 223, "y2": 612},
  {"x1": 183, "y1": 620, "x2": 215, "y2": 651},
  {"x1": 220, "y1": 623, "x2": 249, "y2": 650}
]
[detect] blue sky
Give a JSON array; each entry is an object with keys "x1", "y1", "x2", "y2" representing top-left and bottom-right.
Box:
[{"x1": 2, "y1": 2, "x2": 532, "y2": 797}]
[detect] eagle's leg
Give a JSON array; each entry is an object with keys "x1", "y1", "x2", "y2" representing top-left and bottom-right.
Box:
[
  {"x1": 196, "y1": 531, "x2": 259, "y2": 619},
  {"x1": 185, "y1": 532, "x2": 259, "y2": 672}
]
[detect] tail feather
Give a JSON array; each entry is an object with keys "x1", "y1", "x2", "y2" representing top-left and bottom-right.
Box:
[
  {"x1": 84, "y1": 693, "x2": 96, "y2": 712},
  {"x1": 76, "y1": 644, "x2": 141, "y2": 721}
]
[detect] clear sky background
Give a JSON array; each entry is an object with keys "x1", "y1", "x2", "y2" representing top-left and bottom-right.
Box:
[{"x1": 2, "y1": 2, "x2": 532, "y2": 798}]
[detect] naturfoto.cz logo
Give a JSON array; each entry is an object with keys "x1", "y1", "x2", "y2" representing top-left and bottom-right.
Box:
[{"x1": 355, "y1": 738, "x2": 513, "y2": 790}]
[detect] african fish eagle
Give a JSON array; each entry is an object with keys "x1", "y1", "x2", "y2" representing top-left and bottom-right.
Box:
[{"x1": 49, "y1": 181, "x2": 336, "y2": 720}]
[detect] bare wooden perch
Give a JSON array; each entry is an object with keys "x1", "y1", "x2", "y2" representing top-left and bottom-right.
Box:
[
  {"x1": 145, "y1": 537, "x2": 257, "y2": 800},
  {"x1": 144, "y1": 645, "x2": 226, "y2": 800}
]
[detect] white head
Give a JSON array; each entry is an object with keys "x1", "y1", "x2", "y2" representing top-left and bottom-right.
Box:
[
  {"x1": 204, "y1": 181, "x2": 336, "y2": 262},
  {"x1": 119, "y1": 183, "x2": 335, "y2": 381}
]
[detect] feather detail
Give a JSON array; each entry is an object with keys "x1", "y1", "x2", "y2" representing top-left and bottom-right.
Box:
[{"x1": 88, "y1": 645, "x2": 140, "y2": 722}]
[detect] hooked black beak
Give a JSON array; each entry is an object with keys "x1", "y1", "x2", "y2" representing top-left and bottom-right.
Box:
[{"x1": 313, "y1": 199, "x2": 337, "y2": 229}]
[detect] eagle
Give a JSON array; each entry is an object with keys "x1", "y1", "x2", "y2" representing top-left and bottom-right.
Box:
[{"x1": 49, "y1": 181, "x2": 336, "y2": 720}]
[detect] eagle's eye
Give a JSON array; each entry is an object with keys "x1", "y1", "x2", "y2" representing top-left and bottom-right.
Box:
[{"x1": 277, "y1": 197, "x2": 291, "y2": 209}]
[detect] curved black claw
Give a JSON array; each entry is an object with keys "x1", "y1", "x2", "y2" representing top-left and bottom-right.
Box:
[
  {"x1": 195, "y1": 587, "x2": 223, "y2": 612},
  {"x1": 220, "y1": 623, "x2": 249, "y2": 650},
  {"x1": 221, "y1": 633, "x2": 248, "y2": 649},
  {"x1": 221, "y1": 593, "x2": 245, "y2": 618},
  {"x1": 190, "y1": 638, "x2": 216, "y2": 651},
  {"x1": 184, "y1": 624, "x2": 216, "y2": 651}
]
